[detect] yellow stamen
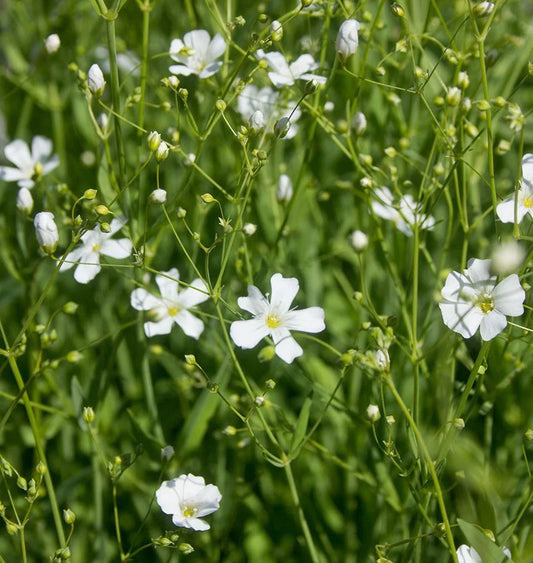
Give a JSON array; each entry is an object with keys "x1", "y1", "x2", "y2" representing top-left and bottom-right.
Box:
[
  {"x1": 92, "y1": 244, "x2": 101, "y2": 252},
  {"x1": 183, "y1": 505, "x2": 197, "y2": 518},
  {"x1": 476, "y1": 295, "x2": 495, "y2": 314},
  {"x1": 168, "y1": 306, "x2": 180, "y2": 317},
  {"x1": 266, "y1": 314, "x2": 281, "y2": 329},
  {"x1": 521, "y1": 195, "x2": 533, "y2": 208}
]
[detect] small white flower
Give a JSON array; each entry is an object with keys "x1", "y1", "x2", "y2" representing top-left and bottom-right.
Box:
[
  {"x1": 130, "y1": 268, "x2": 209, "y2": 338},
  {"x1": 256, "y1": 49, "x2": 326, "y2": 88},
  {"x1": 230, "y1": 273, "x2": 325, "y2": 364},
  {"x1": 169, "y1": 30, "x2": 226, "y2": 79},
  {"x1": 249, "y1": 110, "x2": 266, "y2": 132},
  {"x1": 160, "y1": 445, "x2": 175, "y2": 461},
  {"x1": 439, "y1": 258, "x2": 525, "y2": 341},
  {"x1": 60, "y1": 219, "x2": 132, "y2": 284},
  {"x1": 491, "y1": 240, "x2": 525, "y2": 274},
  {"x1": 242, "y1": 223, "x2": 257, "y2": 235},
  {"x1": 270, "y1": 20, "x2": 283, "y2": 41},
  {"x1": 352, "y1": 111, "x2": 367, "y2": 135},
  {"x1": 277, "y1": 174, "x2": 293, "y2": 202},
  {"x1": 371, "y1": 187, "x2": 435, "y2": 236},
  {"x1": 0, "y1": 136, "x2": 59, "y2": 188},
  {"x1": 149, "y1": 188, "x2": 167, "y2": 204},
  {"x1": 156, "y1": 474, "x2": 221, "y2": 531},
  {"x1": 16, "y1": 187, "x2": 33, "y2": 215},
  {"x1": 456, "y1": 544, "x2": 511, "y2": 563},
  {"x1": 336, "y1": 19, "x2": 361, "y2": 60},
  {"x1": 34, "y1": 212, "x2": 59, "y2": 254},
  {"x1": 184, "y1": 153, "x2": 196, "y2": 167},
  {"x1": 496, "y1": 153, "x2": 533, "y2": 223},
  {"x1": 350, "y1": 230, "x2": 368, "y2": 252},
  {"x1": 366, "y1": 404, "x2": 380, "y2": 422},
  {"x1": 87, "y1": 64, "x2": 106, "y2": 97},
  {"x1": 44, "y1": 34, "x2": 61, "y2": 54}
]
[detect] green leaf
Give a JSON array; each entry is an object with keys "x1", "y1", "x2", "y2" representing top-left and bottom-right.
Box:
[
  {"x1": 457, "y1": 518, "x2": 509, "y2": 563},
  {"x1": 289, "y1": 394, "x2": 313, "y2": 456}
]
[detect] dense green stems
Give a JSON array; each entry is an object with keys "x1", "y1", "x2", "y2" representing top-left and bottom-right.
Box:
[
  {"x1": 412, "y1": 225, "x2": 420, "y2": 424},
  {"x1": 384, "y1": 375, "x2": 457, "y2": 561},
  {"x1": 284, "y1": 463, "x2": 320, "y2": 563}
]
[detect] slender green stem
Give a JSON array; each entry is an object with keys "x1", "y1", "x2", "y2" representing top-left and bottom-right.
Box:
[{"x1": 112, "y1": 482, "x2": 124, "y2": 559}]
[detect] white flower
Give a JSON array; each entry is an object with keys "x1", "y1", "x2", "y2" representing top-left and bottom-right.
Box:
[
  {"x1": 60, "y1": 219, "x2": 132, "y2": 284},
  {"x1": 0, "y1": 136, "x2": 59, "y2": 188},
  {"x1": 496, "y1": 153, "x2": 533, "y2": 223},
  {"x1": 277, "y1": 174, "x2": 293, "y2": 202},
  {"x1": 371, "y1": 187, "x2": 435, "y2": 236},
  {"x1": 160, "y1": 445, "x2": 175, "y2": 461},
  {"x1": 44, "y1": 34, "x2": 61, "y2": 54},
  {"x1": 352, "y1": 111, "x2": 367, "y2": 135},
  {"x1": 249, "y1": 110, "x2": 265, "y2": 132},
  {"x1": 242, "y1": 223, "x2": 257, "y2": 235},
  {"x1": 491, "y1": 240, "x2": 525, "y2": 274},
  {"x1": 16, "y1": 187, "x2": 33, "y2": 215},
  {"x1": 34, "y1": 212, "x2": 59, "y2": 254},
  {"x1": 256, "y1": 49, "x2": 326, "y2": 88},
  {"x1": 156, "y1": 474, "x2": 221, "y2": 531},
  {"x1": 366, "y1": 404, "x2": 380, "y2": 422},
  {"x1": 456, "y1": 544, "x2": 511, "y2": 563},
  {"x1": 350, "y1": 230, "x2": 368, "y2": 252},
  {"x1": 169, "y1": 30, "x2": 226, "y2": 78},
  {"x1": 130, "y1": 268, "x2": 209, "y2": 338},
  {"x1": 336, "y1": 19, "x2": 361, "y2": 60},
  {"x1": 87, "y1": 64, "x2": 106, "y2": 97},
  {"x1": 439, "y1": 258, "x2": 525, "y2": 341},
  {"x1": 230, "y1": 273, "x2": 326, "y2": 364},
  {"x1": 237, "y1": 85, "x2": 301, "y2": 139},
  {"x1": 149, "y1": 188, "x2": 167, "y2": 204}
]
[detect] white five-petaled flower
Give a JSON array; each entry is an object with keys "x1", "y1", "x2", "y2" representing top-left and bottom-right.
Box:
[
  {"x1": 130, "y1": 268, "x2": 209, "y2": 338},
  {"x1": 439, "y1": 258, "x2": 525, "y2": 341},
  {"x1": 0, "y1": 136, "x2": 59, "y2": 188},
  {"x1": 336, "y1": 19, "x2": 361, "y2": 60},
  {"x1": 230, "y1": 273, "x2": 326, "y2": 364},
  {"x1": 60, "y1": 219, "x2": 132, "y2": 284},
  {"x1": 256, "y1": 49, "x2": 327, "y2": 88},
  {"x1": 496, "y1": 153, "x2": 533, "y2": 223},
  {"x1": 169, "y1": 30, "x2": 226, "y2": 78},
  {"x1": 456, "y1": 544, "x2": 511, "y2": 563},
  {"x1": 371, "y1": 187, "x2": 435, "y2": 236},
  {"x1": 156, "y1": 474, "x2": 221, "y2": 531}
]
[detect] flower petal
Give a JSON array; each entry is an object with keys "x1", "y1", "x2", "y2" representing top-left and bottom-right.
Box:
[
  {"x1": 144, "y1": 317, "x2": 174, "y2": 337},
  {"x1": 107, "y1": 218, "x2": 126, "y2": 235},
  {"x1": 206, "y1": 33, "x2": 226, "y2": 62},
  {"x1": 41, "y1": 154, "x2": 59, "y2": 175},
  {"x1": 230, "y1": 318, "x2": 270, "y2": 349},
  {"x1": 464, "y1": 258, "x2": 492, "y2": 283},
  {"x1": 496, "y1": 194, "x2": 529, "y2": 223},
  {"x1": 0, "y1": 166, "x2": 29, "y2": 182},
  {"x1": 184, "y1": 29, "x2": 210, "y2": 60},
  {"x1": 169, "y1": 64, "x2": 198, "y2": 76},
  {"x1": 59, "y1": 247, "x2": 85, "y2": 272},
  {"x1": 269, "y1": 273, "x2": 299, "y2": 313},
  {"x1": 100, "y1": 238, "x2": 132, "y2": 259},
  {"x1": 181, "y1": 516, "x2": 210, "y2": 531},
  {"x1": 130, "y1": 288, "x2": 162, "y2": 311},
  {"x1": 439, "y1": 301, "x2": 482, "y2": 339},
  {"x1": 178, "y1": 278, "x2": 210, "y2": 308},
  {"x1": 493, "y1": 274, "x2": 525, "y2": 316},
  {"x1": 192, "y1": 484, "x2": 222, "y2": 516},
  {"x1": 289, "y1": 54, "x2": 318, "y2": 77},
  {"x1": 4, "y1": 140, "x2": 32, "y2": 170},
  {"x1": 156, "y1": 268, "x2": 180, "y2": 300},
  {"x1": 199, "y1": 62, "x2": 223, "y2": 78},
  {"x1": 174, "y1": 309, "x2": 205, "y2": 339},
  {"x1": 267, "y1": 71, "x2": 294, "y2": 88},
  {"x1": 156, "y1": 479, "x2": 181, "y2": 515},
  {"x1": 169, "y1": 38, "x2": 185, "y2": 61},
  {"x1": 237, "y1": 285, "x2": 269, "y2": 315},
  {"x1": 271, "y1": 327, "x2": 303, "y2": 363},
  {"x1": 262, "y1": 51, "x2": 291, "y2": 76},
  {"x1": 283, "y1": 307, "x2": 325, "y2": 333},
  {"x1": 74, "y1": 263, "x2": 101, "y2": 284},
  {"x1": 522, "y1": 153, "x2": 533, "y2": 187},
  {"x1": 31, "y1": 136, "x2": 53, "y2": 162},
  {"x1": 299, "y1": 72, "x2": 327, "y2": 84},
  {"x1": 479, "y1": 310, "x2": 507, "y2": 341}
]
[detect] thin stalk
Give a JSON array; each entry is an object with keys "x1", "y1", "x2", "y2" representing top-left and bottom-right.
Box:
[
  {"x1": 112, "y1": 482, "x2": 125, "y2": 558},
  {"x1": 412, "y1": 225, "x2": 420, "y2": 424}
]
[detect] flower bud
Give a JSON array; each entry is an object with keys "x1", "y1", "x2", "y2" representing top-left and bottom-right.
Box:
[
  {"x1": 44, "y1": 34, "x2": 61, "y2": 54},
  {"x1": 62, "y1": 302, "x2": 78, "y2": 314},
  {"x1": 351, "y1": 111, "x2": 367, "y2": 135},
  {"x1": 87, "y1": 64, "x2": 106, "y2": 97},
  {"x1": 16, "y1": 187, "x2": 33, "y2": 215},
  {"x1": 201, "y1": 193, "x2": 215, "y2": 203},
  {"x1": 254, "y1": 396, "x2": 265, "y2": 407},
  {"x1": 445, "y1": 86, "x2": 461, "y2": 107},
  {"x1": 84, "y1": 189, "x2": 97, "y2": 200},
  {"x1": 97, "y1": 113, "x2": 109, "y2": 132},
  {"x1": 177, "y1": 207, "x2": 187, "y2": 218},
  {"x1": 95, "y1": 205, "x2": 111, "y2": 216},
  {"x1": 274, "y1": 116, "x2": 290, "y2": 138},
  {"x1": 149, "y1": 188, "x2": 167, "y2": 204},
  {"x1": 457, "y1": 71, "x2": 470, "y2": 89},
  {"x1": 179, "y1": 544, "x2": 194, "y2": 555},
  {"x1": 183, "y1": 153, "x2": 196, "y2": 167},
  {"x1": 473, "y1": 1, "x2": 495, "y2": 15},
  {"x1": 215, "y1": 99, "x2": 226, "y2": 112},
  {"x1": 83, "y1": 406, "x2": 95, "y2": 424},
  {"x1": 277, "y1": 174, "x2": 293, "y2": 202},
  {"x1": 350, "y1": 230, "x2": 368, "y2": 252},
  {"x1": 242, "y1": 223, "x2": 257, "y2": 235},
  {"x1": 454, "y1": 418, "x2": 465, "y2": 430},
  {"x1": 63, "y1": 508, "x2": 76, "y2": 525},
  {"x1": 304, "y1": 79, "x2": 318, "y2": 95},
  {"x1": 34, "y1": 212, "x2": 59, "y2": 254},
  {"x1": 366, "y1": 404, "x2": 381, "y2": 422},
  {"x1": 375, "y1": 349, "x2": 390, "y2": 371},
  {"x1": 147, "y1": 131, "x2": 162, "y2": 152},
  {"x1": 525, "y1": 429, "x2": 533, "y2": 441},
  {"x1": 161, "y1": 445, "x2": 175, "y2": 461},
  {"x1": 156, "y1": 141, "x2": 169, "y2": 162},
  {"x1": 336, "y1": 19, "x2": 361, "y2": 60},
  {"x1": 249, "y1": 110, "x2": 266, "y2": 132},
  {"x1": 270, "y1": 20, "x2": 283, "y2": 41}
]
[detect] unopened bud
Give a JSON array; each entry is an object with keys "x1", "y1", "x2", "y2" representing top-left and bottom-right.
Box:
[
  {"x1": 63, "y1": 508, "x2": 76, "y2": 525},
  {"x1": 242, "y1": 223, "x2": 257, "y2": 236},
  {"x1": 149, "y1": 188, "x2": 167, "y2": 204},
  {"x1": 87, "y1": 64, "x2": 106, "y2": 97},
  {"x1": 366, "y1": 404, "x2": 381, "y2": 422},
  {"x1": 161, "y1": 445, "x2": 175, "y2": 461},
  {"x1": 201, "y1": 193, "x2": 215, "y2": 203},
  {"x1": 156, "y1": 141, "x2": 169, "y2": 162},
  {"x1": 454, "y1": 418, "x2": 465, "y2": 430},
  {"x1": 445, "y1": 86, "x2": 461, "y2": 107},
  {"x1": 147, "y1": 131, "x2": 162, "y2": 152},
  {"x1": 216, "y1": 99, "x2": 226, "y2": 112},
  {"x1": 350, "y1": 230, "x2": 368, "y2": 252},
  {"x1": 16, "y1": 187, "x2": 34, "y2": 215},
  {"x1": 84, "y1": 189, "x2": 97, "y2": 200},
  {"x1": 83, "y1": 406, "x2": 95, "y2": 423},
  {"x1": 95, "y1": 205, "x2": 111, "y2": 216},
  {"x1": 270, "y1": 20, "x2": 283, "y2": 41}
]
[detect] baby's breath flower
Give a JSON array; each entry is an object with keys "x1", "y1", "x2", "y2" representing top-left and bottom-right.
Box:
[
  {"x1": 256, "y1": 49, "x2": 326, "y2": 88},
  {"x1": 366, "y1": 404, "x2": 381, "y2": 422},
  {"x1": 242, "y1": 223, "x2": 257, "y2": 235},
  {"x1": 156, "y1": 141, "x2": 169, "y2": 162}
]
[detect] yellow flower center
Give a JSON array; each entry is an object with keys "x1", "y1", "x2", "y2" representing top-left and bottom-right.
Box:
[
  {"x1": 266, "y1": 314, "x2": 282, "y2": 329},
  {"x1": 476, "y1": 295, "x2": 495, "y2": 314},
  {"x1": 183, "y1": 505, "x2": 197, "y2": 518},
  {"x1": 521, "y1": 195, "x2": 533, "y2": 208},
  {"x1": 92, "y1": 244, "x2": 101, "y2": 252},
  {"x1": 168, "y1": 306, "x2": 180, "y2": 317}
]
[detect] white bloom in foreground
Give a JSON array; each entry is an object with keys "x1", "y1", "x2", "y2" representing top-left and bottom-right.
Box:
[
  {"x1": 230, "y1": 273, "x2": 325, "y2": 364},
  {"x1": 371, "y1": 187, "x2": 435, "y2": 236},
  {"x1": 34, "y1": 212, "x2": 59, "y2": 254},
  {"x1": 456, "y1": 544, "x2": 511, "y2": 563},
  {"x1": 156, "y1": 474, "x2": 221, "y2": 531},
  {"x1": 60, "y1": 219, "x2": 132, "y2": 284},
  {"x1": 0, "y1": 136, "x2": 59, "y2": 188},
  {"x1": 439, "y1": 258, "x2": 525, "y2": 341},
  {"x1": 130, "y1": 268, "x2": 209, "y2": 338},
  {"x1": 169, "y1": 30, "x2": 226, "y2": 78},
  {"x1": 87, "y1": 64, "x2": 106, "y2": 97},
  {"x1": 44, "y1": 33, "x2": 61, "y2": 54},
  {"x1": 256, "y1": 49, "x2": 326, "y2": 88},
  {"x1": 496, "y1": 153, "x2": 533, "y2": 223},
  {"x1": 277, "y1": 174, "x2": 293, "y2": 202},
  {"x1": 336, "y1": 19, "x2": 360, "y2": 60},
  {"x1": 237, "y1": 85, "x2": 301, "y2": 139}
]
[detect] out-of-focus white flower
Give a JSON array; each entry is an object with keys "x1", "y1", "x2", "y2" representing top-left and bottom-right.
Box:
[
  {"x1": 156, "y1": 474, "x2": 221, "y2": 531},
  {"x1": 497, "y1": 154, "x2": 533, "y2": 223},
  {"x1": 324, "y1": 101, "x2": 334, "y2": 112},
  {"x1": 350, "y1": 230, "x2": 368, "y2": 252},
  {"x1": 249, "y1": 110, "x2": 266, "y2": 132},
  {"x1": 491, "y1": 241, "x2": 526, "y2": 274},
  {"x1": 184, "y1": 153, "x2": 196, "y2": 167},
  {"x1": 44, "y1": 34, "x2": 61, "y2": 54},
  {"x1": 230, "y1": 273, "x2": 325, "y2": 364},
  {"x1": 87, "y1": 64, "x2": 106, "y2": 97},
  {"x1": 439, "y1": 258, "x2": 525, "y2": 341},
  {"x1": 34, "y1": 212, "x2": 59, "y2": 254},
  {"x1": 473, "y1": 1, "x2": 495, "y2": 16},
  {"x1": 94, "y1": 46, "x2": 140, "y2": 76},
  {"x1": 446, "y1": 86, "x2": 461, "y2": 106},
  {"x1": 270, "y1": 20, "x2": 283, "y2": 41},
  {"x1": 277, "y1": 174, "x2": 293, "y2": 202},
  {"x1": 375, "y1": 349, "x2": 390, "y2": 370},
  {"x1": 149, "y1": 188, "x2": 167, "y2": 204},
  {"x1": 0, "y1": 136, "x2": 59, "y2": 188},
  {"x1": 456, "y1": 544, "x2": 511, "y2": 563},
  {"x1": 60, "y1": 219, "x2": 132, "y2": 284},
  {"x1": 457, "y1": 71, "x2": 470, "y2": 90},
  {"x1": 371, "y1": 187, "x2": 435, "y2": 236},
  {"x1": 352, "y1": 111, "x2": 367, "y2": 135},
  {"x1": 336, "y1": 19, "x2": 361, "y2": 60},
  {"x1": 243, "y1": 223, "x2": 257, "y2": 235},
  {"x1": 160, "y1": 445, "x2": 175, "y2": 461},
  {"x1": 16, "y1": 187, "x2": 33, "y2": 215},
  {"x1": 130, "y1": 268, "x2": 209, "y2": 338},
  {"x1": 366, "y1": 404, "x2": 380, "y2": 422},
  {"x1": 169, "y1": 30, "x2": 226, "y2": 78},
  {"x1": 256, "y1": 49, "x2": 326, "y2": 88}
]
